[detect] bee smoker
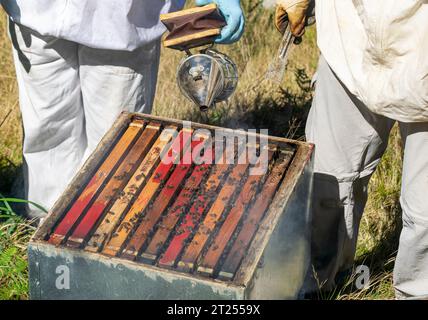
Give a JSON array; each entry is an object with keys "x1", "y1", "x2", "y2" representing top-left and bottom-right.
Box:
[
  {"x1": 160, "y1": 4, "x2": 238, "y2": 111},
  {"x1": 177, "y1": 48, "x2": 238, "y2": 111}
]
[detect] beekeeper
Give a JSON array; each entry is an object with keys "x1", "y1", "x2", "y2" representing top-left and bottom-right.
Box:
[
  {"x1": 1, "y1": 0, "x2": 244, "y2": 218},
  {"x1": 275, "y1": 0, "x2": 428, "y2": 299}
]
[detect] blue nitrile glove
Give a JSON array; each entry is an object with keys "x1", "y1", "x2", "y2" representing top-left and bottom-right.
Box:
[{"x1": 195, "y1": 0, "x2": 245, "y2": 44}]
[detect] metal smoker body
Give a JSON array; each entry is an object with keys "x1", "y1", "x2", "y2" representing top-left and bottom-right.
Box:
[{"x1": 177, "y1": 49, "x2": 238, "y2": 111}]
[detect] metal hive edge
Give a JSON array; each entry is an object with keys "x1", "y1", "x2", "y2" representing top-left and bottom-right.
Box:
[
  {"x1": 28, "y1": 241, "x2": 246, "y2": 300},
  {"x1": 238, "y1": 143, "x2": 314, "y2": 299}
]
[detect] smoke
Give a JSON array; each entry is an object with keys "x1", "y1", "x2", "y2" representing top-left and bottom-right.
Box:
[{"x1": 263, "y1": 0, "x2": 277, "y2": 8}]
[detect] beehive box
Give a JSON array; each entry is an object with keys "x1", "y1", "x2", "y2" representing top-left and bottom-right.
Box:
[{"x1": 28, "y1": 112, "x2": 314, "y2": 300}]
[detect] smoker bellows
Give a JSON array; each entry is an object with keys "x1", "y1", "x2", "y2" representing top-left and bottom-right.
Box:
[{"x1": 28, "y1": 112, "x2": 314, "y2": 299}]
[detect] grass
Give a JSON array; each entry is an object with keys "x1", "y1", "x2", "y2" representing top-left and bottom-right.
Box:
[
  {"x1": 0, "y1": 0, "x2": 402, "y2": 299},
  {"x1": 0, "y1": 205, "x2": 35, "y2": 300}
]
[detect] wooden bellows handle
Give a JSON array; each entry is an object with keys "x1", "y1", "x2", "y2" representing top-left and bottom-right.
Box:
[{"x1": 160, "y1": 4, "x2": 226, "y2": 51}]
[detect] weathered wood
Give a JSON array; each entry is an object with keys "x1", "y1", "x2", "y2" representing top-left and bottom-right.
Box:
[
  {"x1": 122, "y1": 136, "x2": 207, "y2": 261},
  {"x1": 102, "y1": 129, "x2": 192, "y2": 256},
  {"x1": 160, "y1": 4, "x2": 218, "y2": 20},
  {"x1": 139, "y1": 144, "x2": 213, "y2": 263},
  {"x1": 233, "y1": 148, "x2": 306, "y2": 283},
  {"x1": 85, "y1": 125, "x2": 177, "y2": 253},
  {"x1": 158, "y1": 148, "x2": 229, "y2": 269},
  {"x1": 226, "y1": 151, "x2": 296, "y2": 283},
  {"x1": 163, "y1": 30, "x2": 221, "y2": 49},
  {"x1": 177, "y1": 152, "x2": 250, "y2": 272},
  {"x1": 48, "y1": 120, "x2": 145, "y2": 245},
  {"x1": 66, "y1": 123, "x2": 161, "y2": 248},
  {"x1": 197, "y1": 149, "x2": 276, "y2": 276},
  {"x1": 161, "y1": 4, "x2": 225, "y2": 50}
]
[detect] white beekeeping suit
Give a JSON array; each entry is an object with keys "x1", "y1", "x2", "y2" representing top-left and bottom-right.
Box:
[
  {"x1": 317, "y1": 0, "x2": 428, "y2": 122},
  {"x1": 1, "y1": 0, "x2": 185, "y2": 217},
  {"x1": 3, "y1": 0, "x2": 186, "y2": 50},
  {"x1": 276, "y1": 0, "x2": 428, "y2": 299}
]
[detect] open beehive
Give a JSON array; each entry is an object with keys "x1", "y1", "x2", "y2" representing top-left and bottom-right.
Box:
[{"x1": 28, "y1": 112, "x2": 314, "y2": 300}]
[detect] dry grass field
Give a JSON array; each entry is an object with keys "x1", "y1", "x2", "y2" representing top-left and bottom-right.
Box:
[{"x1": 0, "y1": 1, "x2": 402, "y2": 299}]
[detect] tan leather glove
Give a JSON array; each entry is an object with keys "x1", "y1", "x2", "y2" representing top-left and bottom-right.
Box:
[{"x1": 275, "y1": 0, "x2": 310, "y2": 37}]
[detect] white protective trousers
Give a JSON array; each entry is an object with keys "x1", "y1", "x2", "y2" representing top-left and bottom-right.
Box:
[
  {"x1": 306, "y1": 56, "x2": 428, "y2": 299},
  {"x1": 9, "y1": 21, "x2": 160, "y2": 217}
]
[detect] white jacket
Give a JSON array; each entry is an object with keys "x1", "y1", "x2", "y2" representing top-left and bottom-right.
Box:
[
  {"x1": 317, "y1": 0, "x2": 428, "y2": 122},
  {"x1": 1, "y1": 0, "x2": 185, "y2": 51}
]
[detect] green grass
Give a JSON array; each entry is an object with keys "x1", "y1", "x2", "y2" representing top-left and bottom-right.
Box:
[
  {"x1": 0, "y1": 194, "x2": 46, "y2": 299},
  {"x1": 0, "y1": 196, "x2": 36, "y2": 300},
  {"x1": 0, "y1": 1, "x2": 402, "y2": 299}
]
